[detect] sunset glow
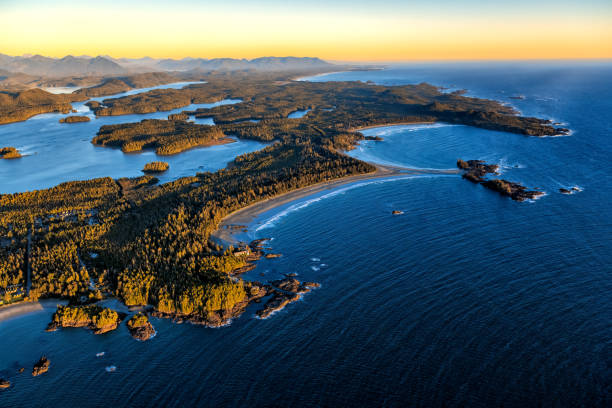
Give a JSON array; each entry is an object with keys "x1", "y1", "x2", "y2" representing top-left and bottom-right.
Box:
[{"x1": 1, "y1": 0, "x2": 611, "y2": 61}]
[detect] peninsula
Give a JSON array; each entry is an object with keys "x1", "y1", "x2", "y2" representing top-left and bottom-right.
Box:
[{"x1": 0, "y1": 66, "x2": 563, "y2": 333}]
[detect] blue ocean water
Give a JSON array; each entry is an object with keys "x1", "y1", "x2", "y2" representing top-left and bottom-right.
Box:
[
  {"x1": 1, "y1": 63, "x2": 611, "y2": 407},
  {"x1": 0, "y1": 82, "x2": 263, "y2": 194}
]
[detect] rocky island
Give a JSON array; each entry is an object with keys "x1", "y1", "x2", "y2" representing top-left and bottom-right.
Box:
[
  {"x1": 47, "y1": 305, "x2": 123, "y2": 334},
  {"x1": 457, "y1": 159, "x2": 543, "y2": 201},
  {"x1": 127, "y1": 313, "x2": 156, "y2": 341},
  {"x1": 0, "y1": 379, "x2": 10, "y2": 389},
  {"x1": 32, "y1": 356, "x2": 50, "y2": 377},
  {"x1": 0, "y1": 146, "x2": 22, "y2": 159}
]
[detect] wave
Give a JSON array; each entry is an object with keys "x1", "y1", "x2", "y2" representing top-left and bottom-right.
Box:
[
  {"x1": 255, "y1": 175, "x2": 449, "y2": 232},
  {"x1": 361, "y1": 122, "x2": 458, "y2": 137}
]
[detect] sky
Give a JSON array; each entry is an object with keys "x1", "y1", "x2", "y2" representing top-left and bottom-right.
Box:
[{"x1": 1, "y1": 0, "x2": 611, "y2": 61}]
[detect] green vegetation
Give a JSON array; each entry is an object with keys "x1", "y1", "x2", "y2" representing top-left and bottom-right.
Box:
[
  {"x1": 0, "y1": 69, "x2": 561, "y2": 325},
  {"x1": 127, "y1": 313, "x2": 149, "y2": 329},
  {"x1": 0, "y1": 146, "x2": 22, "y2": 159},
  {"x1": 142, "y1": 161, "x2": 170, "y2": 173},
  {"x1": 59, "y1": 115, "x2": 90, "y2": 123},
  {"x1": 50, "y1": 305, "x2": 120, "y2": 332},
  {"x1": 0, "y1": 89, "x2": 85, "y2": 125},
  {"x1": 74, "y1": 72, "x2": 190, "y2": 98},
  {"x1": 93, "y1": 120, "x2": 227, "y2": 155},
  {"x1": 88, "y1": 73, "x2": 566, "y2": 137},
  {"x1": 168, "y1": 113, "x2": 189, "y2": 121}
]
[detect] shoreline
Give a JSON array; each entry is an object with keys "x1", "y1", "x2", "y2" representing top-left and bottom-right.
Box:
[
  {"x1": 0, "y1": 299, "x2": 67, "y2": 323},
  {"x1": 211, "y1": 163, "x2": 458, "y2": 246},
  {"x1": 348, "y1": 121, "x2": 437, "y2": 132}
]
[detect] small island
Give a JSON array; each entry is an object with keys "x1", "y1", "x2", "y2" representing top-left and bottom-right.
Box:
[
  {"x1": 0, "y1": 146, "x2": 22, "y2": 159},
  {"x1": 0, "y1": 379, "x2": 10, "y2": 389},
  {"x1": 457, "y1": 159, "x2": 543, "y2": 201},
  {"x1": 47, "y1": 305, "x2": 123, "y2": 335},
  {"x1": 142, "y1": 161, "x2": 170, "y2": 173},
  {"x1": 127, "y1": 313, "x2": 156, "y2": 341},
  {"x1": 59, "y1": 115, "x2": 91, "y2": 123},
  {"x1": 168, "y1": 113, "x2": 189, "y2": 121},
  {"x1": 32, "y1": 356, "x2": 50, "y2": 377},
  {"x1": 559, "y1": 187, "x2": 580, "y2": 195},
  {"x1": 93, "y1": 119, "x2": 230, "y2": 155}
]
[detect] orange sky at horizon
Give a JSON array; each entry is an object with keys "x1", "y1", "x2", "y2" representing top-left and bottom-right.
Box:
[{"x1": 1, "y1": 1, "x2": 611, "y2": 61}]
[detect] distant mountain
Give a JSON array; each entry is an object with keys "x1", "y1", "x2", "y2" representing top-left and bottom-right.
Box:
[
  {"x1": 0, "y1": 54, "x2": 335, "y2": 78},
  {"x1": 0, "y1": 54, "x2": 127, "y2": 77},
  {"x1": 112, "y1": 56, "x2": 334, "y2": 72}
]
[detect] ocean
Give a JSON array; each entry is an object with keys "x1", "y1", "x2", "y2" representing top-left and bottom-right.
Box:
[{"x1": 1, "y1": 62, "x2": 611, "y2": 407}]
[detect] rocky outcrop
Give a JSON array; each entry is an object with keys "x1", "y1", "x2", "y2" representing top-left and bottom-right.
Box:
[
  {"x1": 256, "y1": 292, "x2": 301, "y2": 319},
  {"x1": 256, "y1": 278, "x2": 320, "y2": 319},
  {"x1": 0, "y1": 146, "x2": 22, "y2": 159},
  {"x1": 270, "y1": 278, "x2": 318, "y2": 294},
  {"x1": 559, "y1": 187, "x2": 580, "y2": 195},
  {"x1": 457, "y1": 159, "x2": 543, "y2": 201},
  {"x1": 32, "y1": 356, "x2": 50, "y2": 377},
  {"x1": 265, "y1": 253, "x2": 282, "y2": 259},
  {"x1": 127, "y1": 314, "x2": 156, "y2": 341},
  {"x1": 481, "y1": 179, "x2": 544, "y2": 201},
  {"x1": 457, "y1": 159, "x2": 499, "y2": 182}
]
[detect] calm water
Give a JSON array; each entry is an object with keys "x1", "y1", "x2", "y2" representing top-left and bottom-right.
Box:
[
  {"x1": 0, "y1": 82, "x2": 262, "y2": 194},
  {"x1": 1, "y1": 63, "x2": 611, "y2": 407}
]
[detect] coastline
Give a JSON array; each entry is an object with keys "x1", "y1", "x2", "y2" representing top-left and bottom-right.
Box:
[
  {"x1": 0, "y1": 299, "x2": 67, "y2": 323},
  {"x1": 292, "y1": 71, "x2": 348, "y2": 82},
  {"x1": 211, "y1": 163, "x2": 458, "y2": 246},
  {"x1": 348, "y1": 121, "x2": 437, "y2": 132}
]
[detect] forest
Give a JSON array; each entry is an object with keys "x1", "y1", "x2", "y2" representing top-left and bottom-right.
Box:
[
  {"x1": 0, "y1": 68, "x2": 564, "y2": 325},
  {"x1": 93, "y1": 119, "x2": 228, "y2": 155}
]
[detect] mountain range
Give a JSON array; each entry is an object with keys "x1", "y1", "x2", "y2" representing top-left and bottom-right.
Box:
[{"x1": 0, "y1": 54, "x2": 334, "y2": 77}]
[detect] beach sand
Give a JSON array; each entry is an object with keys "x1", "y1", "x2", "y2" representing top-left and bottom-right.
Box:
[
  {"x1": 211, "y1": 164, "x2": 458, "y2": 246},
  {"x1": 0, "y1": 299, "x2": 67, "y2": 323}
]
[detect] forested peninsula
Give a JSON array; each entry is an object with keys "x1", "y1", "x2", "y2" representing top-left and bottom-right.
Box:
[{"x1": 0, "y1": 68, "x2": 564, "y2": 330}]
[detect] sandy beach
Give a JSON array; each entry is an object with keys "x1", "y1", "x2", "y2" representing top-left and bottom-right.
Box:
[
  {"x1": 0, "y1": 299, "x2": 67, "y2": 323},
  {"x1": 348, "y1": 121, "x2": 437, "y2": 132},
  {"x1": 211, "y1": 163, "x2": 458, "y2": 246}
]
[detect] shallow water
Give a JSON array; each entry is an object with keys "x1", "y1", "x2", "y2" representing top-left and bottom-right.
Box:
[
  {"x1": 1, "y1": 63, "x2": 611, "y2": 407},
  {"x1": 0, "y1": 83, "x2": 262, "y2": 193}
]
